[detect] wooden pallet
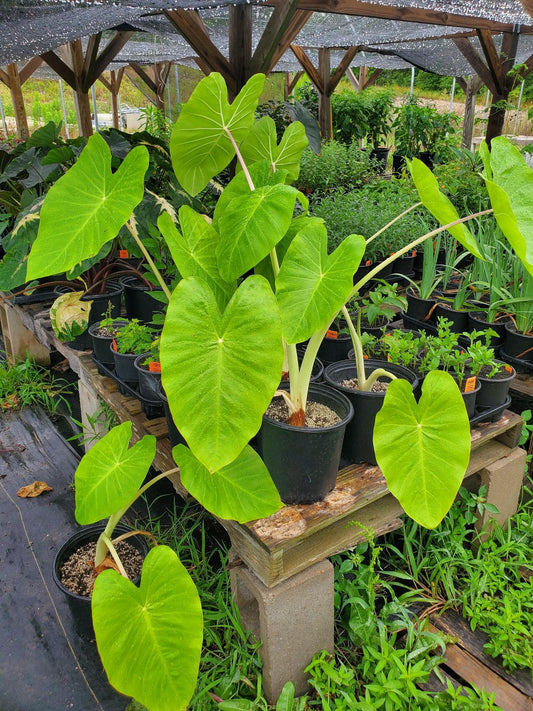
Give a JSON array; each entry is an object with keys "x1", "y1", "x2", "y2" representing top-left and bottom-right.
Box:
[{"x1": 422, "y1": 608, "x2": 533, "y2": 710}]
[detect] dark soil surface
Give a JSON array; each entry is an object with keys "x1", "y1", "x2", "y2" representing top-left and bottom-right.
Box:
[
  {"x1": 266, "y1": 399, "x2": 341, "y2": 427},
  {"x1": 340, "y1": 377, "x2": 389, "y2": 392}
]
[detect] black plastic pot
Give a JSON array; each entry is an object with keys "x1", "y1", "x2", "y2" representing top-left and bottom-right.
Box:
[
  {"x1": 157, "y1": 383, "x2": 187, "y2": 449},
  {"x1": 405, "y1": 289, "x2": 436, "y2": 322},
  {"x1": 111, "y1": 343, "x2": 140, "y2": 384},
  {"x1": 122, "y1": 276, "x2": 165, "y2": 323},
  {"x1": 390, "y1": 251, "x2": 416, "y2": 278},
  {"x1": 317, "y1": 331, "x2": 353, "y2": 366},
  {"x1": 503, "y1": 323, "x2": 533, "y2": 364},
  {"x1": 88, "y1": 319, "x2": 128, "y2": 366},
  {"x1": 324, "y1": 359, "x2": 418, "y2": 465},
  {"x1": 432, "y1": 302, "x2": 469, "y2": 332},
  {"x1": 392, "y1": 153, "x2": 406, "y2": 177},
  {"x1": 353, "y1": 261, "x2": 374, "y2": 286},
  {"x1": 419, "y1": 151, "x2": 435, "y2": 170},
  {"x1": 476, "y1": 363, "x2": 516, "y2": 409},
  {"x1": 467, "y1": 311, "x2": 508, "y2": 347},
  {"x1": 53, "y1": 523, "x2": 149, "y2": 639},
  {"x1": 457, "y1": 378, "x2": 481, "y2": 419},
  {"x1": 258, "y1": 383, "x2": 353, "y2": 505},
  {"x1": 134, "y1": 352, "x2": 162, "y2": 400},
  {"x1": 370, "y1": 146, "x2": 389, "y2": 174}
]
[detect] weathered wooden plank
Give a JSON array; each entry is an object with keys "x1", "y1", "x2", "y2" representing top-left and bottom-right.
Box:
[
  {"x1": 430, "y1": 608, "x2": 533, "y2": 698},
  {"x1": 427, "y1": 620, "x2": 533, "y2": 710}
]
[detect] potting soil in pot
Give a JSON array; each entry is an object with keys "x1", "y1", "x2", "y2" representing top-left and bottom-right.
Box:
[{"x1": 266, "y1": 399, "x2": 340, "y2": 427}]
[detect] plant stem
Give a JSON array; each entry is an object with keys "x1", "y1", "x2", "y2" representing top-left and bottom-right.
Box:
[
  {"x1": 99, "y1": 532, "x2": 129, "y2": 578},
  {"x1": 125, "y1": 219, "x2": 171, "y2": 301},
  {"x1": 341, "y1": 305, "x2": 367, "y2": 387},
  {"x1": 365, "y1": 202, "x2": 422, "y2": 245},
  {"x1": 224, "y1": 127, "x2": 255, "y2": 192}
]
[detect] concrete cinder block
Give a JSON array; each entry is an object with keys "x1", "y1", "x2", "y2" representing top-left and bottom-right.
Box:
[
  {"x1": 230, "y1": 557, "x2": 334, "y2": 703},
  {"x1": 476, "y1": 447, "x2": 527, "y2": 533}
]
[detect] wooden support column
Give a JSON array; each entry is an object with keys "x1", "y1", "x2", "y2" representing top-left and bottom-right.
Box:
[
  {"x1": 291, "y1": 45, "x2": 359, "y2": 140},
  {"x1": 284, "y1": 70, "x2": 303, "y2": 99},
  {"x1": 41, "y1": 30, "x2": 132, "y2": 138},
  {"x1": 0, "y1": 58, "x2": 42, "y2": 139},
  {"x1": 458, "y1": 75, "x2": 483, "y2": 150},
  {"x1": 229, "y1": 4, "x2": 252, "y2": 97},
  {"x1": 129, "y1": 62, "x2": 171, "y2": 110},
  {"x1": 99, "y1": 68, "x2": 125, "y2": 129}
]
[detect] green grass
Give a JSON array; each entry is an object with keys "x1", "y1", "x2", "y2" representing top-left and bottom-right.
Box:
[{"x1": 0, "y1": 353, "x2": 72, "y2": 414}]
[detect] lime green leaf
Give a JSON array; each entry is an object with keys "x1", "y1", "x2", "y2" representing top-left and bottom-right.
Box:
[
  {"x1": 49, "y1": 291, "x2": 91, "y2": 342},
  {"x1": 158, "y1": 208, "x2": 235, "y2": 310},
  {"x1": 276, "y1": 222, "x2": 365, "y2": 343},
  {"x1": 161, "y1": 275, "x2": 283, "y2": 471},
  {"x1": 212, "y1": 159, "x2": 286, "y2": 231},
  {"x1": 26, "y1": 133, "x2": 148, "y2": 280},
  {"x1": 170, "y1": 72, "x2": 265, "y2": 195},
  {"x1": 374, "y1": 370, "x2": 470, "y2": 529},
  {"x1": 217, "y1": 182, "x2": 299, "y2": 282},
  {"x1": 92, "y1": 546, "x2": 202, "y2": 711},
  {"x1": 408, "y1": 157, "x2": 482, "y2": 260},
  {"x1": 75, "y1": 422, "x2": 156, "y2": 524},
  {"x1": 174, "y1": 444, "x2": 282, "y2": 523},
  {"x1": 239, "y1": 117, "x2": 308, "y2": 182},
  {"x1": 481, "y1": 137, "x2": 533, "y2": 274}
]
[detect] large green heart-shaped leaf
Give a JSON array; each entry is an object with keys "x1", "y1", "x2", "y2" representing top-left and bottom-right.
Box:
[
  {"x1": 480, "y1": 137, "x2": 533, "y2": 275},
  {"x1": 408, "y1": 157, "x2": 482, "y2": 260},
  {"x1": 158, "y1": 208, "x2": 235, "y2": 310},
  {"x1": 92, "y1": 545, "x2": 202, "y2": 711},
  {"x1": 26, "y1": 132, "x2": 148, "y2": 280},
  {"x1": 75, "y1": 422, "x2": 156, "y2": 525},
  {"x1": 212, "y1": 160, "x2": 286, "y2": 231},
  {"x1": 170, "y1": 72, "x2": 265, "y2": 196},
  {"x1": 239, "y1": 117, "x2": 308, "y2": 182},
  {"x1": 161, "y1": 275, "x2": 283, "y2": 471},
  {"x1": 276, "y1": 222, "x2": 365, "y2": 343},
  {"x1": 174, "y1": 444, "x2": 282, "y2": 523},
  {"x1": 374, "y1": 370, "x2": 470, "y2": 529},
  {"x1": 217, "y1": 182, "x2": 299, "y2": 282}
]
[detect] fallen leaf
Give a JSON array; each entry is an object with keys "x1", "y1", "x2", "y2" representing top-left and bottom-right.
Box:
[
  {"x1": 17, "y1": 481, "x2": 53, "y2": 498},
  {"x1": 2, "y1": 393, "x2": 21, "y2": 410}
]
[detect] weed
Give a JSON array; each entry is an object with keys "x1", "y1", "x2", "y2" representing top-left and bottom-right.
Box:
[{"x1": 0, "y1": 353, "x2": 72, "y2": 414}]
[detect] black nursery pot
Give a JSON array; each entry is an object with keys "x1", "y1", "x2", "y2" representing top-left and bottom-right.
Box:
[
  {"x1": 88, "y1": 319, "x2": 127, "y2": 366},
  {"x1": 258, "y1": 383, "x2": 353, "y2": 505},
  {"x1": 405, "y1": 289, "x2": 436, "y2": 322},
  {"x1": 53, "y1": 523, "x2": 149, "y2": 639},
  {"x1": 476, "y1": 363, "x2": 516, "y2": 409},
  {"x1": 503, "y1": 323, "x2": 533, "y2": 364},
  {"x1": 467, "y1": 311, "x2": 508, "y2": 347},
  {"x1": 134, "y1": 352, "x2": 162, "y2": 400},
  {"x1": 317, "y1": 331, "x2": 353, "y2": 366},
  {"x1": 432, "y1": 302, "x2": 469, "y2": 332},
  {"x1": 324, "y1": 359, "x2": 418, "y2": 465},
  {"x1": 111, "y1": 343, "x2": 140, "y2": 384},
  {"x1": 122, "y1": 276, "x2": 164, "y2": 324},
  {"x1": 370, "y1": 147, "x2": 389, "y2": 174},
  {"x1": 457, "y1": 378, "x2": 481, "y2": 419}
]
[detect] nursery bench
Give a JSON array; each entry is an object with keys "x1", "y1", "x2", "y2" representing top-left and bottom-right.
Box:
[{"x1": 1, "y1": 296, "x2": 528, "y2": 702}]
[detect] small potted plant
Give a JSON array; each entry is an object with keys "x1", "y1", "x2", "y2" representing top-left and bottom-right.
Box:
[
  {"x1": 53, "y1": 421, "x2": 203, "y2": 710},
  {"x1": 88, "y1": 306, "x2": 128, "y2": 367},
  {"x1": 134, "y1": 335, "x2": 162, "y2": 400},
  {"x1": 364, "y1": 89, "x2": 394, "y2": 172},
  {"x1": 465, "y1": 333, "x2": 516, "y2": 409},
  {"x1": 352, "y1": 280, "x2": 407, "y2": 335},
  {"x1": 110, "y1": 319, "x2": 159, "y2": 384}
]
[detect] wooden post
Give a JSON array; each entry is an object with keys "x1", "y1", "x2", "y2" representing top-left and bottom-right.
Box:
[
  {"x1": 68, "y1": 40, "x2": 93, "y2": 137},
  {"x1": 6, "y1": 64, "x2": 29, "y2": 139},
  {"x1": 460, "y1": 75, "x2": 483, "y2": 150},
  {"x1": 229, "y1": 3, "x2": 252, "y2": 97},
  {"x1": 317, "y1": 48, "x2": 331, "y2": 140}
]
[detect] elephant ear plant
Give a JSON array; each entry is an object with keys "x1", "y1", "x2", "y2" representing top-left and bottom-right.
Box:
[{"x1": 23, "y1": 72, "x2": 533, "y2": 709}]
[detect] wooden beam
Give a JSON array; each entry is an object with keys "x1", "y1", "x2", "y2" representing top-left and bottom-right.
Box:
[
  {"x1": 250, "y1": 0, "x2": 309, "y2": 76},
  {"x1": 462, "y1": 74, "x2": 483, "y2": 149},
  {"x1": 40, "y1": 50, "x2": 76, "y2": 88},
  {"x1": 98, "y1": 74, "x2": 112, "y2": 92},
  {"x1": 68, "y1": 40, "x2": 93, "y2": 137},
  {"x1": 7, "y1": 63, "x2": 29, "y2": 139},
  {"x1": 130, "y1": 62, "x2": 158, "y2": 94},
  {"x1": 290, "y1": 44, "x2": 323, "y2": 93},
  {"x1": 456, "y1": 76, "x2": 468, "y2": 93},
  {"x1": 164, "y1": 9, "x2": 236, "y2": 95},
  {"x1": 19, "y1": 57, "x2": 43, "y2": 85},
  {"x1": 345, "y1": 65, "x2": 360, "y2": 92},
  {"x1": 268, "y1": 0, "x2": 533, "y2": 33},
  {"x1": 362, "y1": 67, "x2": 383, "y2": 90},
  {"x1": 229, "y1": 4, "x2": 252, "y2": 94},
  {"x1": 518, "y1": 51, "x2": 533, "y2": 79},
  {"x1": 84, "y1": 30, "x2": 133, "y2": 91},
  {"x1": 326, "y1": 46, "x2": 359, "y2": 95},
  {"x1": 501, "y1": 29, "x2": 520, "y2": 76},
  {"x1": 153, "y1": 62, "x2": 171, "y2": 110},
  {"x1": 318, "y1": 48, "x2": 332, "y2": 140},
  {"x1": 453, "y1": 37, "x2": 496, "y2": 95},
  {"x1": 477, "y1": 30, "x2": 506, "y2": 95},
  {"x1": 193, "y1": 56, "x2": 212, "y2": 76},
  {"x1": 519, "y1": 0, "x2": 533, "y2": 17},
  {"x1": 286, "y1": 70, "x2": 303, "y2": 98},
  {"x1": 0, "y1": 67, "x2": 9, "y2": 87},
  {"x1": 84, "y1": 32, "x2": 102, "y2": 86}
]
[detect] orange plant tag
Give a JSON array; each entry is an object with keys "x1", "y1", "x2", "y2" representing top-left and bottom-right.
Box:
[
  {"x1": 464, "y1": 376, "x2": 477, "y2": 393},
  {"x1": 505, "y1": 365, "x2": 513, "y2": 374},
  {"x1": 326, "y1": 330, "x2": 338, "y2": 339},
  {"x1": 119, "y1": 249, "x2": 129, "y2": 259},
  {"x1": 365, "y1": 259, "x2": 371, "y2": 266},
  {"x1": 149, "y1": 361, "x2": 161, "y2": 373},
  {"x1": 112, "y1": 338, "x2": 117, "y2": 351}
]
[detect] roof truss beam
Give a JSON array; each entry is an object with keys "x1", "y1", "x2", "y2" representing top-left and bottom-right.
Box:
[{"x1": 250, "y1": 0, "x2": 311, "y2": 75}]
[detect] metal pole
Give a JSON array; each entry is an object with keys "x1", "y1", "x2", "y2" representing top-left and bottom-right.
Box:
[
  {"x1": 166, "y1": 73, "x2": 172, "y2": 122},
  {"x1": 513, "y1": 80, "x2": 525, "y2": 136},
  {"x1": 91, "y1": 84, "x2": 99, "y2": 131},
  {"x1": 174, "y1": 63, "x2": 180, "y2": 109},
  {"x1": 0, "y1": 93, "x2": 8, "y2": 136},
  {"x1": 117, "y1": 91, "x2": 123, "y2": 130},
  {"x1": 59, "y1": 78, "x2": 70, "y2": 139},
  {"x1": 449, "y1": 77, "x2": 456, "y2": 112},
  {"x1": 410, "y1": 67, "x2": 415, "y2": 95}
]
